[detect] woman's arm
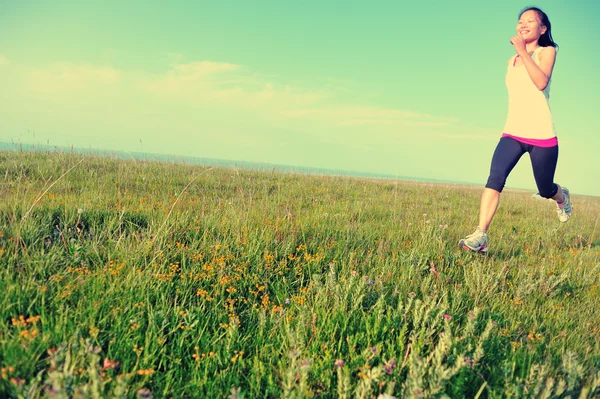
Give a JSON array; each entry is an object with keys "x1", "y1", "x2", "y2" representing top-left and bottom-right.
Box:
[
  {"x1": 519, "y1": 47, "x2": 557, "y2": 91},
  {"x1": 510, "y1": 35, "x2": 557, "y2": 90}
]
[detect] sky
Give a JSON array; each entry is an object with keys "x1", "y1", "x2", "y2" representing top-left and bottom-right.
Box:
[{"x1": 1, "y1": 0, "x2": 600, "y2": 196}]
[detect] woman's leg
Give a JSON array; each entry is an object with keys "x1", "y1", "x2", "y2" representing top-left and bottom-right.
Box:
[
  {"x1": 481, "y1": 137, "x2": 526, "y2": 231},
  {"x1": 478, "y1": 188, "x2": 500, "y2": 232},
  {"x1": 460, "y1": 137, "x2": 525, "y2": 252},
  {"x1": 529, "y1": 144, "x2": 559, "y2": 199},
  {"x1": 529, "y1": 144, "x2": 572, "y2": 221}
]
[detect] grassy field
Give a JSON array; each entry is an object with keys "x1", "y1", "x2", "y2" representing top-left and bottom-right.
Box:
[{"x1": 1, "y1": 150, "x2": 600, "y2": 398}]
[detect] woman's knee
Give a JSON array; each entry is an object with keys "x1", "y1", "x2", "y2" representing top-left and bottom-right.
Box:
[
  {"x1": 538, "y1": 183, "x2": 558, "y2": 198},
  {"x1": 485, "y1": 176, "x2": 506, "y2": 192}
]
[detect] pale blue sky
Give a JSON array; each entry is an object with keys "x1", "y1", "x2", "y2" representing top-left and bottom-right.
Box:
[{"x1": 1, "y1": 0, "x2": 599, "y2": 195}]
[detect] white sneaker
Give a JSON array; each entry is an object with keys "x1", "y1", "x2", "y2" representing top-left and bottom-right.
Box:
[
  {"x1": 459, "y1": 228, "x2": 488, "y2": 253},
  {"x1": 556, "y1": 187, "x2": 572, "y2": 223}
]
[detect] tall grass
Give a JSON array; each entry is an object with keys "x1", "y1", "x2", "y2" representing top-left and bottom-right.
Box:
[{"x1": 1, "y1": 150, "x2": 599, "y2": 398}]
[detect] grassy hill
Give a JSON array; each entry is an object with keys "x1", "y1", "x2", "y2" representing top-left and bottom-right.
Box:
[{"x1": 1, "y1": 150, "x2": 600, "y2": 398}]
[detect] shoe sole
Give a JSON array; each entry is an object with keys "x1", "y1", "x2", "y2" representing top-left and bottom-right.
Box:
[
  {"x1": 459, "y1": 240, "x2": 488, "y2": 253},
  {"x1": 558, "y1": 205, "x2": 572, "y2": 223}
]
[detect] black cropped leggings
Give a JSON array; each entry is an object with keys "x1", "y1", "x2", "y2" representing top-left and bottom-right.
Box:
[{"x1": 485, "y1": 136, "x2": 559, "y2": 198}]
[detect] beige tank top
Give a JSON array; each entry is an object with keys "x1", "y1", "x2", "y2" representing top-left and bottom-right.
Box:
[{"x1": 502, "y1": 46, "x2": 556, "y2": 139}]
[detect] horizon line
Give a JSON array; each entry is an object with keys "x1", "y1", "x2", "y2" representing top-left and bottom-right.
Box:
[{"x1": 1, "y1": 141, "x2": 595, "y2": 198}]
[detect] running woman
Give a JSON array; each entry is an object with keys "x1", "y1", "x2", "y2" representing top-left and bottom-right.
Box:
[{"x1": 459, "y1": 7, "x2": 572, "y2": 253}]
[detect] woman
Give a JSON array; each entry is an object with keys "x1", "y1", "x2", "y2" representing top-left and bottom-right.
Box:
[{"x1": 459, "y1": 7, "x2": 572, "y2": 253}]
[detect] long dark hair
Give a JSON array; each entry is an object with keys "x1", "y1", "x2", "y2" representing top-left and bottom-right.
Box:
[{"x1": 519, "y1": 7, "x2": 558, "y2": 48}]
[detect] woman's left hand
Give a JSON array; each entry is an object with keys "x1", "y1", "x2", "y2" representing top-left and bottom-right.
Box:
[{"x1": 510, "y1": 35, "x2": 527, "y2": 55}]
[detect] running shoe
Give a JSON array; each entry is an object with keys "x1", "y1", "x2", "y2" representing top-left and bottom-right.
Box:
[
  {"x1": 556, "y1": 187, "x2": 572, "y2": 223},
  {"x1": 459, "y1": 227, "x2": 488, "y2": 253}
]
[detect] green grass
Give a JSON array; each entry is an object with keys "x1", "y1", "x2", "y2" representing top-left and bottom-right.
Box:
[{"x1": 1, "y1": 150, "x2": 600, "y2": 398}]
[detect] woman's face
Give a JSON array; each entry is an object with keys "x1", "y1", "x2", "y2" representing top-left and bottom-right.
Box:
[{"x1": 517, "y1": 10, "x2": 547, "y2": 43}]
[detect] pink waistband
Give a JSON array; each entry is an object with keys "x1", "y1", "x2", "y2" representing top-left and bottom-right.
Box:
[{"x1": 502, "y1": 133, "x2": 558, "y2": 148}]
